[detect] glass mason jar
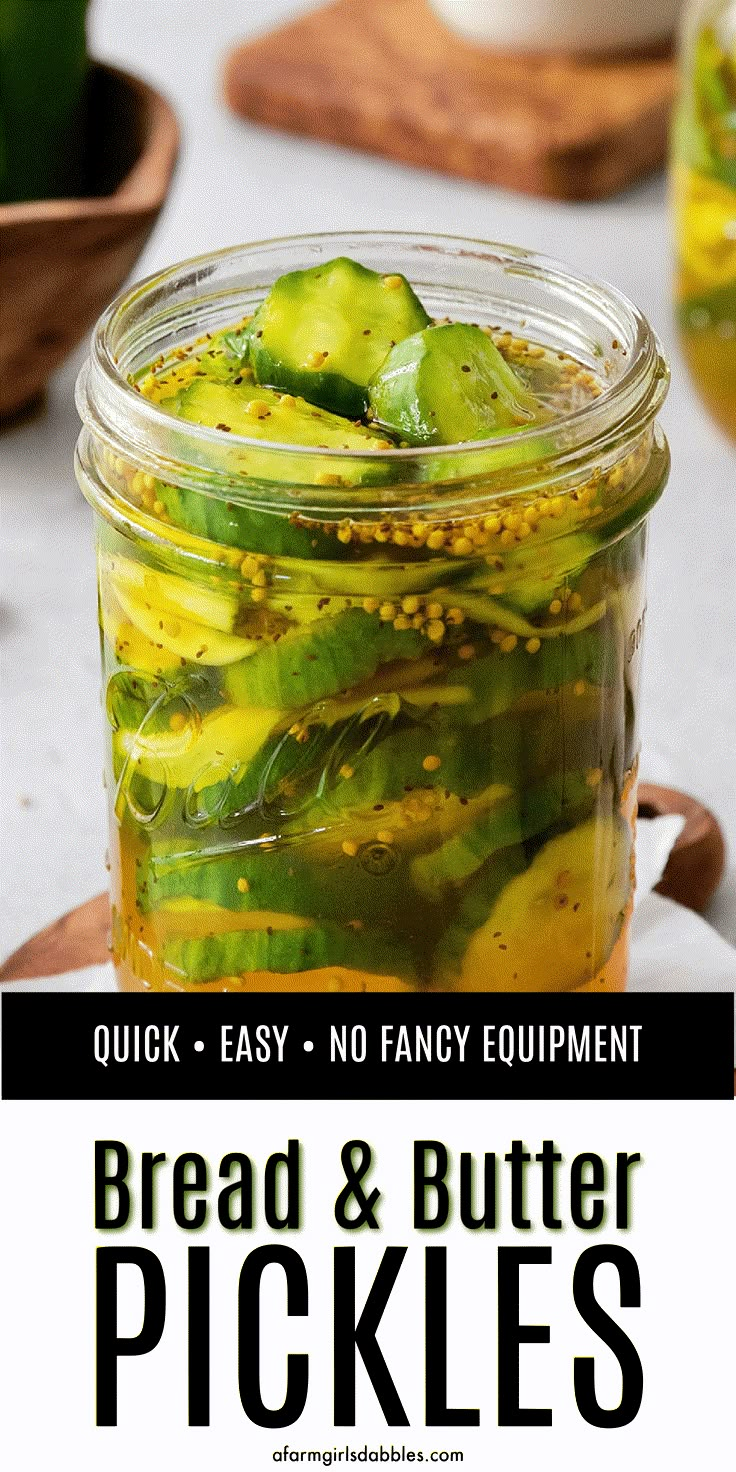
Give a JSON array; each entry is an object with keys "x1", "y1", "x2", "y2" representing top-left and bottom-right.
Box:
[
  {"x1": 672, "y1": 0, "x2": 736, "y2": 439},
  {"x1": 75, "y1": 233, "x2": 669, "y2": 994}
]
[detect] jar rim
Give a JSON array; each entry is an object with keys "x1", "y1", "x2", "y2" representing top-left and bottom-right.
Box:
[{"x1": 76, "y1": 230, "x2": 668, "y2": 513}]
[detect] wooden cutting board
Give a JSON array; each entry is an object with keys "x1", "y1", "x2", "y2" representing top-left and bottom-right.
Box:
[{"x1": 224, "y1": 0, "x2": 677, "y2": 201}]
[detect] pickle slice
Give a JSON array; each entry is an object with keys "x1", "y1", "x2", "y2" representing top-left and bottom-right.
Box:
[
  {"x1": 414, "y1": 626, "x2": 614, "y2": 728},
  {"x1": 117, "y1": 704, "x2": 281, "y2": 791},
  {"x1": 175, "y1": 379, "x2": 394, "y2": 455},
  {"x1": 433, "y1": 846, "x2": 528, "y2": 983},
  {"x1": 410, "y1": 771, "x2": 594, "y2": 898},
  {"x1": 159, "y1": 379, "x2": 396, "y2": 556},
  {"x1": 155, "y1": 483, "x2": 334, "y2": 560},
  {"x1": 101, "y1": 552, "x2": 240, "y2": 633},
  {"x1": 247, "y1": 257, "x2": 430, "y2": 417},
  {"x1": 453, "y1": 816, "x2": 632, "y2": 991},
  {"x1": 481, "y1": 531, "x2": 602, "y2": 614},
  {"x1": 101, "y1": 590, "x2": 185, "y2": 678},
  {"x1": 323, "y1": 719, "x2": 512, "y2": 811},
  {"x1": 368, "y1": 323, "x2": 541, "y2": 445},
  {"x1": 112, "y1": 579, "x2": 257, "y2": 666}
]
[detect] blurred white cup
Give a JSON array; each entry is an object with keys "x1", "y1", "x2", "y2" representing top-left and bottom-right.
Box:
[{"x1": 429, "y1": 0, "x2": 681, "y2": 53}]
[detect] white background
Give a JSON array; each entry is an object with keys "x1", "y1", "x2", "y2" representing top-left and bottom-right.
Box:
[
  {"x1": 2, "y1": 0, "x2": 736, "y2": 963},
  {"x1": 0, "y1": 1094, "x2": 733, "y2": 1469}
]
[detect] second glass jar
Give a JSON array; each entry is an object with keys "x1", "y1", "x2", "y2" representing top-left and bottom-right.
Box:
[{"x1": 672, "y1": 0, "x2": 736, "y2": 439}]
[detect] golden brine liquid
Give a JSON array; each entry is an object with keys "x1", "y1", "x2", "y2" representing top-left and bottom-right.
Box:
[{"x1": 673, "y1": 7, "x2": 736, "y2": 439}]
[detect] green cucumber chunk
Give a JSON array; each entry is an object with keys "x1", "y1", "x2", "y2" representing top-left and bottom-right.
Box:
[
  {"x1": 368, "y1": 323, "x2": 542, "y2": 445},
  {"x1": 0, "y1": 0, "x2": 88, "y2": 204},
  {"x1": 154, "y1": 483, "x2": 331, "y2": 560},
  {"x1": 179, "y1": 693, "x2": 419, "y2": 832},
  {"x1": 247, "y1": 257, "x2": 430, "y2": 417},
  {"x1": 478, "y1": 530, "x2": 602, "y2": 614},
  {"x1": 183, "y1": 706, "x2": 516, "y2": 847},
  {"x1": 209, "y1": 633, "x2": 614, "y2": 836},
  {"x1": 414, "y1": 427, "x2": 553, "y2": 486},
  {"x1": 323, "y1": 719, "x2": 513, "y2": 813}
]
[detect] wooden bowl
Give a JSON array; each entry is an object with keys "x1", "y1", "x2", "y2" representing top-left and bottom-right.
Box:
[
  {"x1": 0, "y1": 62, "x2": 179, "y2": 424},
  {"x1": 637, "y1": 783, "x2": 727, "y2": 915}
]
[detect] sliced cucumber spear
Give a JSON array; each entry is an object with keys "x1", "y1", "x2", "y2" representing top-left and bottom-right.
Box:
[
  {"x1": 165, "y1": 377, "x2": 395, "y2": 555},
  {"x1": 225, "y1": 607, "x2": 426, "y2": 710},
  {"x1": 425, "y1": 625, "x2": 615, "y2": 726},
  {"x1": 247, "y1": 257, "x2": 431, "y2": 417},
  {"x1": 141, "y1": 835, "x2": 420, "y2": 952},
  {"x1": 163, "y1": 922, "x2": 418, "y2": 985},
  {"x1": 470, "y1": 529, "x2": 602, "y2": 615},
  {"x1": 368, "y1": 323, "x2": 542, "y2": 445}
]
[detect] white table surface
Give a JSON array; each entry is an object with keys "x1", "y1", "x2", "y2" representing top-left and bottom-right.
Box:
[{"x1": 2, "y1": 0, "x2": 735, "y2": 961}]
